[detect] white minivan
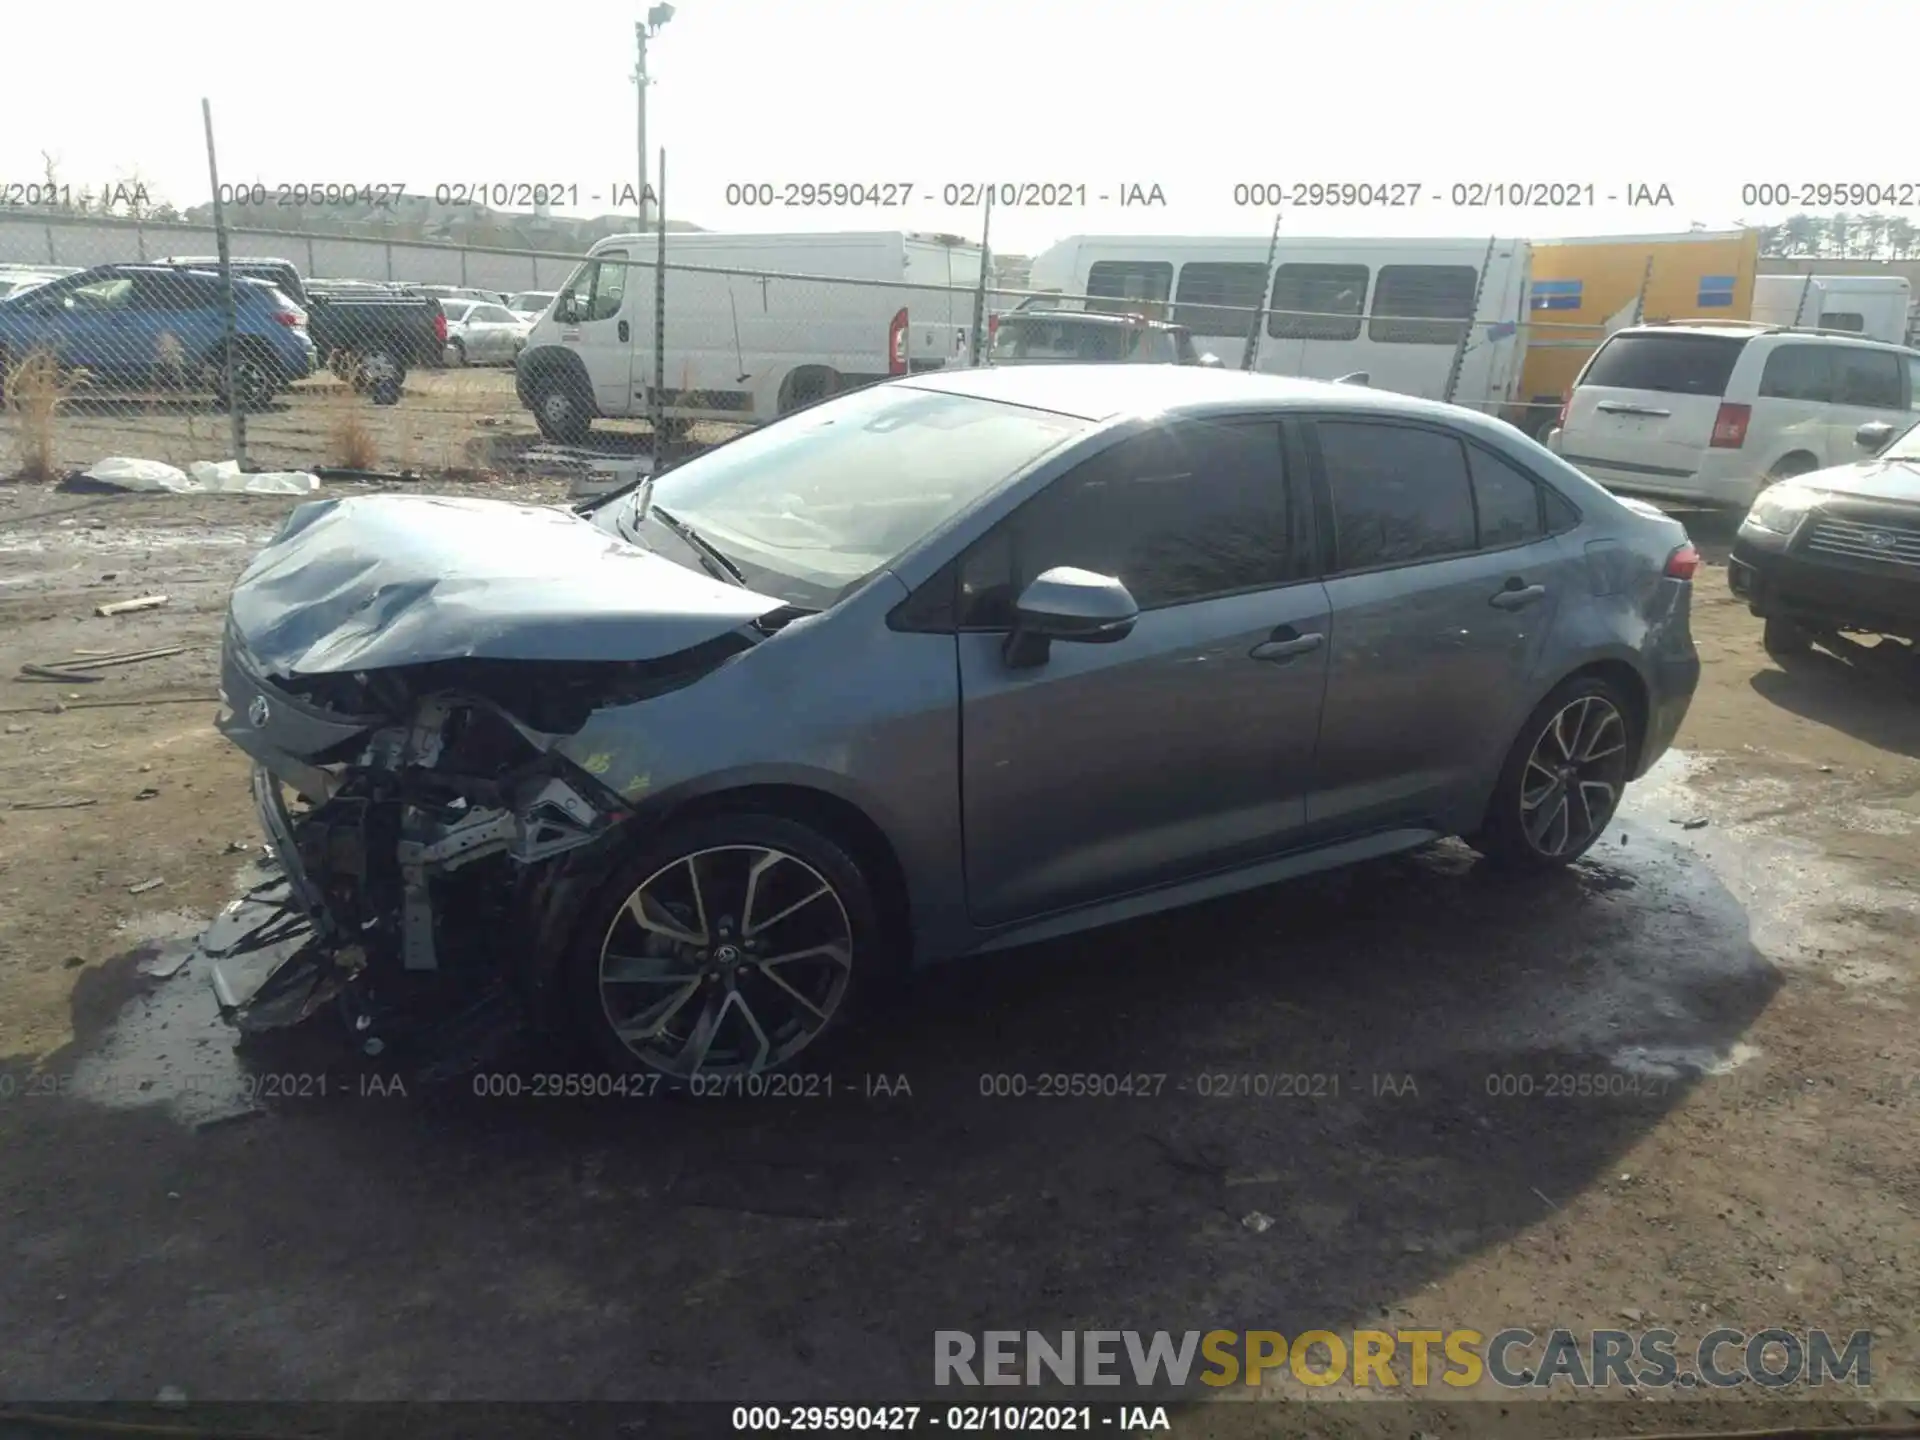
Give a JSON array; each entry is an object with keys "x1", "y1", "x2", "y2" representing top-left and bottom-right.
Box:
[
  {"x1": 1551, "y1": 322, "x2": 1920, "y2": 509},
  {"x1": 516, "y1": 231, "x2": 982, "y2": 444}
]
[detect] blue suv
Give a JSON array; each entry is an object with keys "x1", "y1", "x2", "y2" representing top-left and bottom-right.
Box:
[{"x1": 0, "y1": 263, "x2": 315, "y2": 408}]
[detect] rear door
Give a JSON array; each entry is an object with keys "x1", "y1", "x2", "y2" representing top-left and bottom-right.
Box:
[
  {"x1": 1306, "y1": 418, "x2": 1571, "y2": 835},
  {"x1": 956, "y1": 417, "x2": 1329, "y2": 926},
  {"x1": 1558, "y1": 330, "x2": 1750, "y2": 489}
]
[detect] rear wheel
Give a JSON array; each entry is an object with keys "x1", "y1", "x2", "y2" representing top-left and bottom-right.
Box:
[
  {"x1": 213, "y1": 350, "x2": 277, "y2": 411},
  {"x1": 357, "y1": 350, "x2": 405, "y2": 406},
  {"x1": 565, "y1": 813, "x2": 879, "y2": 1081},
  {"x1": 1475, "y1": 677, "x2": 1637, "y2": 869},
  {"x1": 1762, "y1": 616, "x2": 1813, "y2": 661}
]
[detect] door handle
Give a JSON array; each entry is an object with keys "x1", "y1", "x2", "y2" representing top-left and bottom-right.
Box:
[
  {"x1": 1596, "y1": 401, "x2": 1670, "y2": 417},
  {"x1": 617, "y1": 319, "x2": 630, "y2": 342},
  {"x1": 1489, "y1": 581, "x2": 1547, "y2": 610},
  {"x1": 1250, "y1": 628, "x2": 1325, "y2": 662}
]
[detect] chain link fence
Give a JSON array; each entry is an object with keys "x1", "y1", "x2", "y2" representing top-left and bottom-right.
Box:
[{"x1": 1, "y1": 183, "x2": 1630, "y2": 485}]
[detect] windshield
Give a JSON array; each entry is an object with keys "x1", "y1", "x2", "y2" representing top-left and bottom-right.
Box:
[
  {"x1": 635, "y1": 383, "x2": 1088, "y2": 608},
  {"x1": 510, "y1": 293, "x2": 552, "y2": 312},
  {"x1": 1884, "y1": 418, "x2": 1920, "y2": 461}
]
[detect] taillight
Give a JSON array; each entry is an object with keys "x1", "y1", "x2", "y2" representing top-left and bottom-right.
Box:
[
  {"x1": 271, "y1": 309, "x2": 302, "y2": 327},
  {"x1": 1665, "y1": 542, "x2": 1701, "y2": 580},
  {"x1": 434, "y1": 310, "x2": 449, "y2": 343},
  {"x1": 1710, "y1": 402, "x2": 1751, "y2": 449},
  {"x1": 888, "y1": 307, "x2": 908, "y2": 375},
  {"x1": 1556, "y1": 391, "x2": 1570, "y2": 429}
]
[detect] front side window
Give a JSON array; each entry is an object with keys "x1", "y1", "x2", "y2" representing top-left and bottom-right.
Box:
[
  {"x1": 556, "y1": 250, "x2": 629, "y2": 324},
  {"x1": 639, "y1": 383, "x2": 1088, "y2": 609},
  {"x1": 471, "y1": 304, "x2": 517, "y2": 324},
  {"x1": 65, "y1": 276, "x2": 136, "y2": 311},
  {"x1": 1369, "y1": 266, "x2": 1477, "y2": 345},
  {"x1": 1318, "y1": 420, "x2": 1476, "y2": 569},
  {"x1": 958, "y1": 420, "x2": 1294, "y2": 625}
]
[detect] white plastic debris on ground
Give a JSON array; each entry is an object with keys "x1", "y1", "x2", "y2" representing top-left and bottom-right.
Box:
[{"x1": 83, "y1": 457, "x2": 320, "y2": 496}]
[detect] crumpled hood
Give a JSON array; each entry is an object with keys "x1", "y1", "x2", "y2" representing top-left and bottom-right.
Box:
[
  {"x1": 1801, "y1": 456, "x2": 1920, "y2": 506},
  {"x1": 230, "y1": 493, "x2": 785, "y2": 676}
]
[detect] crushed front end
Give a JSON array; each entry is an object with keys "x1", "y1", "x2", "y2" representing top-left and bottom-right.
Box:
[
  {"x1": 208, "y1": 630, "x2": 637, "y2": 1057},
  {"x1": 196, "y1": 491, "x2": 791, "y2": 1063}
]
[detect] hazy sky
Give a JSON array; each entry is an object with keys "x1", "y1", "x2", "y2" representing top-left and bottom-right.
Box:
[{"x1": 3, "y1": 0, "x2": 1911, "y2": 256}]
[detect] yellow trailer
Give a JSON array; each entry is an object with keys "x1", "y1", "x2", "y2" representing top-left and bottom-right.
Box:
[{"x1": 1511, "y1": 229, "x2": 1760, "y2": 437}]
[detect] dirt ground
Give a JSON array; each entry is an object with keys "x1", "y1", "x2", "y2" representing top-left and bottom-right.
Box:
[{"x1": 0, "y1": 473, "x2": 1917, "y2": 1434}]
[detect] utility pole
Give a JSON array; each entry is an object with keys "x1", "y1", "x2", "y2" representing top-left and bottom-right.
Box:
[{"x1": 634, "y1": 4, "x2": 675, "y2": 231}]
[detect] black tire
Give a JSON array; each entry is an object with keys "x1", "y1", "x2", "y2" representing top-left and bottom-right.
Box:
[
  {"x1": 532, "y1": 376, "x2": 593, "y2": 443},
  {"x1": 1474, "y1": 675, "x2": 1638, "y2": 870},
  {"x1": 563, "y1": 811, "x2": 882, "y2": 1081},
  {"x1": 448, "y1": 338, "x2": 467, "y2": 368},
  {"x1": 780, "y1": 368, "x2": 840, "y2": 415},
  {"x1": 1763, "y1": 616, "x2": 1812, "y2": 661},
  {"x1": 213, "y1": 349, "x2": 277, "y2": 411},
  {"x1": 354, "y1": 350, "x2": 405, "y2": 406},
  {"x1": 653, "y1": 417, "x2": 691, "y2": 445}
]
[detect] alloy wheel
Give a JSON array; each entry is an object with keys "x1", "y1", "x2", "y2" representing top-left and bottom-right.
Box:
[
  {"x1": 1518, "y1": 694, "x2": 1630, "y2": 859},
  {"x1": 596, "y1": 845, "x2": 854, "y2": 1078}
]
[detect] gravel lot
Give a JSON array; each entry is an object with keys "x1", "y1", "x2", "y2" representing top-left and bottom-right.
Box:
[{"x1": 0, "y1": 470, "x2": 1916, "y2": 1434}]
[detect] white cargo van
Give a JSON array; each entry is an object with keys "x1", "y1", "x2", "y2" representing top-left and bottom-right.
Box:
[
  {"x1": 1752, "y1": 274, "x2": 1912, "y2": 345},
  {"x1": 516, "y1": 231, "x2": 983, "y2": 443},
  {"x1": 1020, "y1": 235, "x2": 1532, "y2": 413}
]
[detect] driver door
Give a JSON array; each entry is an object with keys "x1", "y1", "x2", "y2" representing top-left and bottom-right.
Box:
[
  {"x1": 956, "y1": 419, "x2": 1331, "y2": 927},
  {"x1": 553, "y1": 250, "x2": 635, "y2": 415}
]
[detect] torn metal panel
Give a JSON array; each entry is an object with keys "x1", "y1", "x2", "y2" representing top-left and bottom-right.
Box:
[{"x1": 228, "y1": 493, "x2": 785, "y2": 675}]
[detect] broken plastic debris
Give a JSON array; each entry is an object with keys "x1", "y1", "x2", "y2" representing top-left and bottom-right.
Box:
[
  {"x1": 80, "y1": 456, "x2": 319, "y2": 496},
  {"x1": 1240, "y1": 1211, "x2": 1275, "y2": 1233},
  {"x1": 128, "y1": 877, "x2": 165, "y2": 894},
  {"x1": 95, "y1": 595, "x2": 169, "y2": 617}
]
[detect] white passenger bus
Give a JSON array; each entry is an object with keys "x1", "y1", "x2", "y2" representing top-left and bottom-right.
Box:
[
  {"x1": 517, "y1": 231, "x2": 983, "y2": 443},
  {"x1": 1021, "y1": 235, "x2": 1533, "y2": 414}
]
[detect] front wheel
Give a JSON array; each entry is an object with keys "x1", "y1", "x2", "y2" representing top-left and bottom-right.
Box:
[
  {"x1": 532, "y1": 378, "x2": 593, "y2": 443},
  {"x1": 564, "y1": 813, "x2": 880, "y2": 1081},
  {"x1": 1474, "y1": 677, "x2": 1637, "y2": 869}
]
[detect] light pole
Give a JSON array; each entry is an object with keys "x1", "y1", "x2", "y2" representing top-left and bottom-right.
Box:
[{"x1": 634, "y1": 3, "x2": 674, "y2": 230}]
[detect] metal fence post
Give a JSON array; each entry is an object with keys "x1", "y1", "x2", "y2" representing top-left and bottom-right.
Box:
[
  {"x1": 970, "y1": 191, "x2": 993, "y2": 367},
  {"x1": 43, "y1": 223, "x2": 56, "y2": 265},
  {"x1": 651, "y1": 149, "x2": 667, "y2": 448},
  {"x1": 307, "y1": 236, "x2": 317, "y2": 277},
  {"x1": 1442, "y1": 235, "x2": 1498, "y2": 408},
  {"x1": 201, "y1": 98, "x2": 246, "y2": 468},
  {"x1": 1242, "y1": 210, "x2": 1281, "y2": 371},
  {"x1": 1631, "y1": 254, "x2": 1654, "y2": 325}
]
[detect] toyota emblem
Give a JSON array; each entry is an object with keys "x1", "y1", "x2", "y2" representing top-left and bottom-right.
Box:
[{"x1": 248, "y1": 695, "x2": 272, "y2": 729}]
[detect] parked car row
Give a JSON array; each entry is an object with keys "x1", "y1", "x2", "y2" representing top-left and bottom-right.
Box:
[{"x1": 1548, "y1": 320, "x2": 1920, "y2": 671}]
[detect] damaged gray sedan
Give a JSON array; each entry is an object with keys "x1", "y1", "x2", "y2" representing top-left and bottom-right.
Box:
[{"x1": 207, "y1": 366, "x2": 1700, "y2": 1080}]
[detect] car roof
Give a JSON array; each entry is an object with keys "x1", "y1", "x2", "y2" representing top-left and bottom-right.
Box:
[
  {"x1": 1612, "y1": 321, "x2": 1917, "y2": 354},
  {"x1": 903, "y1": 365, "x2": 1509, "y2": 431}
]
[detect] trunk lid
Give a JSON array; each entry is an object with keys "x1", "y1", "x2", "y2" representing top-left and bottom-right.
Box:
[{"x1": 230, "y1": 493, "x2": 786, "y2": 676}]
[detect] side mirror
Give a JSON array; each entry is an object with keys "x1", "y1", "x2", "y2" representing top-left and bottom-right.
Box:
[
  {"x1": 1003, "y1": 566, "x2": 1139, "y2": 669},
  {"x1": 1196, "y1": 352, "x2": 1224, "y2": 368},
  {"x1": 1855, "y1": 421, "x2": 1896, "y2": 454}
]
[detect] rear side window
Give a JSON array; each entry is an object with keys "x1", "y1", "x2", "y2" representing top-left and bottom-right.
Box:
[
  {"x1": 1086, "y1": 260, "x2": 1172, "y2": 315},
  {"x1": 1467, "y1": 447, "x2": 1546, "y2": 548},
  {"x1": 1269, "y1": 264, "x2": 1368, "y2": 341},
  {"x1": 1581, "y1": 333, "x2": 1747, "y2": 396},
  {"x1": 1369, "y1": 266, "x2": 1477, "y2": 345},
  {"x1": 1820, "y1": 312, "x2": 1865, "y2": 333},
  {"x1": 1758, "y1": 344, "x2": 1831, "y2": 402},
  {"x1": 1318, "y1": 421, "x2": 1476, "y2": 569},
  {"x1": 1171, "y1": 262, "x2": 1267, "y2": 335},
  {"x1": 1830, "y1": 347, "x2": 1906, "y2": 408}
]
